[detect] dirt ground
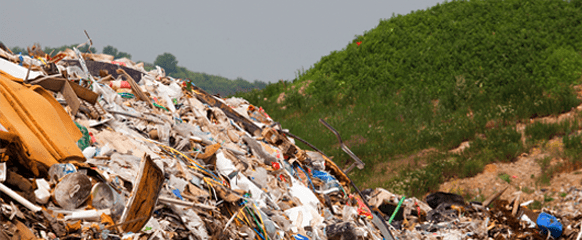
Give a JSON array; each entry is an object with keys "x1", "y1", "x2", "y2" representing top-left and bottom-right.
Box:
[
  {"x1": 439, "y1": 139, "x2": 582, "y2": 208},
  {"x1": 439, "y1": 92, "x2": 582, "y2": 208}
]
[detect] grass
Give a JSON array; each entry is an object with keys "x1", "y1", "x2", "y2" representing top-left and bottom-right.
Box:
[
  {"x1": 531, "y1": 200, "x2": 543, "y2": 210},
  {"x1": 525, "y1": 120, "x2": 577, "y2": 145},
  {"x1": 536, "y1": 157, "x2": 554, "y2": 186},
  {"x1": 498, "y1": 173, "x2": 511, "y2": 184},
  {"x1": 560, "y1": 192, "x2": 568, "y2": 198},
  {"x1": 544, "y1": 194, "x2": 555, "y2": 203},
  {"x1": 235, "y1": 0, "x2": 582, "y2": 198},
  {"x1": 521, "y1": 186, "x2": 535, "y2": 194},
  {"x1": 562, "y1": 131, "x2": 582, "y2": 163}
]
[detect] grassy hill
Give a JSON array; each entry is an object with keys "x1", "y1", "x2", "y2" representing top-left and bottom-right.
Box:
[{"x1": 237, "y1": 0, "x2": 582, "y2": 197}]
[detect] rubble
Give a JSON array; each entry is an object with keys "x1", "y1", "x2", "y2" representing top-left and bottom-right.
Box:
[{"x1": 0, "y1": 40, "x2": 581, "y2": 240}]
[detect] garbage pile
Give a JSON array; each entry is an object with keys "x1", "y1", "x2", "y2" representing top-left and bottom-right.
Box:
[
  {"x1": 0, "y1": 43, "x2": 580, "y2": 240},
  {"x1": 0, "y1": 44, "x2": 397, "y2": 240},
  {"x1": 373, "y1": 186, "x2": 582, "y2": 240}
]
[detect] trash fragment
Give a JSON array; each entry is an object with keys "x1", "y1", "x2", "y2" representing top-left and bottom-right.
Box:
[
  {"x1": 53, "y1": 172, "x2": 92, "y2": 210},
  {"x1": 537, "y1": 212, "x2": 562, "y2": 239}
]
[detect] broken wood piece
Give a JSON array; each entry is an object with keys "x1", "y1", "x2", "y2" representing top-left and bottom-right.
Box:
[
  {"x1": 98, "y1": 74, "x2": 114, "y2": 83},
  {"x1": 482, "y1": 186, "x2": 509, "y2": 207},
  {"x1": 190, "y1": 143, "x2": 221, "y2": 161},
  {"x1": 61, "y1": 79, "x2": 80, "y2": 115},
  {"x1": 119, "y1": 154, "x2": 164, "y2": 233},
  {"x1": 15, "y1": 220, "x2": 36, "y2": 240},
  {"x1": 512, "y1": 193, "x2": 521, "y2": 216},
  {"x1": 30, "y1": 76, "x2": 99, "y2": 104},
  {"x1": 158, "y1": 196, "x2": 217, "y2": 211},
  {"x1": 116, "y1": 69, "x2": 152, "y2": 107}
]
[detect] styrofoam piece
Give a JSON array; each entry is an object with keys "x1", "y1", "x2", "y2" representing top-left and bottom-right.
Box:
[
  {"x1": 284, "y1": 205, "x2": 323, "y2": 231},
  {"x1": 0, "y1": 58, "x2": 43, "y2": 80},
  {"x1": 216, "y1": 151, "x2": 237, "y2": 176},
  {"x1": 82, "y1": 146, "x2": 97, "y2": 159},
  {"x1": 520, "y1": 214, "x2": 537, "y2": 228},
  {"x1": 34, "y1": 179, "x2": 51, "y2": 204},
  {"x1": 288, "y1": 177, "x2": 320, "y2": 209}
]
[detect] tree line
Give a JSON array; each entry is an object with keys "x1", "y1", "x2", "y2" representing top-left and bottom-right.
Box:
[{"x1": 8, "y1": 44, "x2": 266, "y2": 96}]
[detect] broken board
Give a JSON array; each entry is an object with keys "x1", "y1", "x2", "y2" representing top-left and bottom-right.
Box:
[{"x1": 119, "y1": 154, "x2": 164, "y2": 233}]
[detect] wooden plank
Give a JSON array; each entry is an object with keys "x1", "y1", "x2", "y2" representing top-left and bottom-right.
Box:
[
  {"x1": 31, "y1": 77, "x2": 99, "y2": 105},
  {"x1": 60, "y1": 80, "x2": 80, "y2": 115},
  {"x1": 116, "y1": 69, "x2": 152, "y2": 107},
  {"x1": 119, "y1": 154, "x2": 164, "y2": 233}
]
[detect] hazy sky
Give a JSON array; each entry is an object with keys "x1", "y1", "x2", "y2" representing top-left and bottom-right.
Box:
[{"x1": 1, "y1": 1, "x2": 444, "y2": 83}]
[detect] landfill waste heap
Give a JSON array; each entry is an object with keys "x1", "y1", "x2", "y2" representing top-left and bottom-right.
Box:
[{"x1": 0, "y1": 42, "x2": 581, "y2": 240}]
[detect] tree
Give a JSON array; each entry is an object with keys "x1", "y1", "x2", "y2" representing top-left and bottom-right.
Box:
[
  {"x1": 102, "y1": 45, "x2": 132, "y2": 59},
  {"x1": 9, "y1": 44, "x2": 96, "y2": 57},
  {"x1": 43, "y1": 44, "x2": 96, "y2": 56},
  {"x1": 10, "y1": 46, "x2": 27, "y2": 55},
  {"x1": 102, "y1": 45, "x2": 118, "y2": 56},
  {"x1": 154, "y1": 53, "x2": 178, "y2": 76}
]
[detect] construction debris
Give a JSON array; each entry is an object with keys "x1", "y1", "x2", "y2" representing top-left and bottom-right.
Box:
[{"x1": 0, "y1": 40, "x2": 581, "y2": 240}]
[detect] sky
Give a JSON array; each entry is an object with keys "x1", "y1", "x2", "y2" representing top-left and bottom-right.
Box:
[{"x1": 1, "y1": 1, "x2": 444, "y2": 83}]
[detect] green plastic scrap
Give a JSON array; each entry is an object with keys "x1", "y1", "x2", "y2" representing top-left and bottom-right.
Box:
[
  {"x1": 153, "y1": 102, "x2": 169, "y2": 111},
  {"x1": 118, "y1": 92, "x2": 135, "y2": 99},
  {"x1": 388, "y1": 196, "x2": 405, "y2": 224},
  {"x1": 75, "y1": 122, "x2": 91, "y2": 151}
]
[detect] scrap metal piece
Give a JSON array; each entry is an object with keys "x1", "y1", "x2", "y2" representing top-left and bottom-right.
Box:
[{"x1": 319, "y1": 119, "x2": 365, "y2": 172}]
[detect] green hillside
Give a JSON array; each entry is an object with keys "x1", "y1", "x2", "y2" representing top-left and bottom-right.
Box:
[{"x1": 238, "y1": 0, "x2": 582, "y2": 196}]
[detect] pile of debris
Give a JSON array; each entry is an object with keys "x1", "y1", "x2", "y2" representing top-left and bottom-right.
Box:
[
  {"x1": 0, "y1": 41, "x2": 579, "y2": 240},
  {"x1": 0, "y1": 42, "x2": 395, "y2": 240},
  {"x1": 373, "y1": 186, "x2": 582, "y2": 240}
]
